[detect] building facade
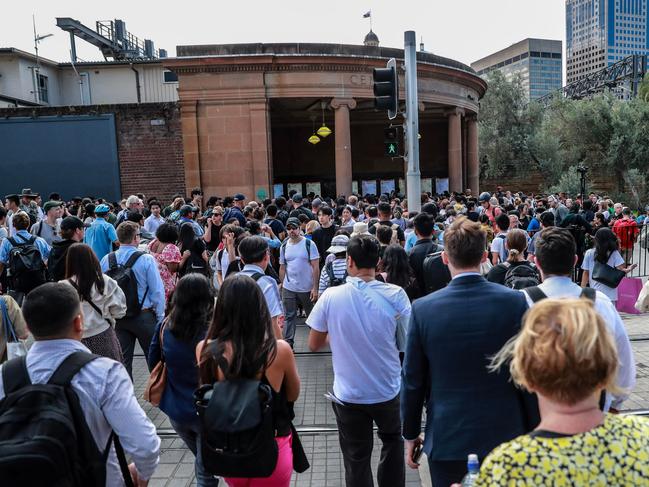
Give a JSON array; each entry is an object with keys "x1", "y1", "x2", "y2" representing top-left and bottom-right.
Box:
[
  {"x1": 566, "y1": 0, "x2": 649, "y2": 84},
  {"x1": 471, "y1": 39, "x2": 563, "y2": 100},
  {"x1": 164, "y1": 43, "x2": 487, "y2": 200},
  {"x1": 0, "y1": 48, "x2": 178, "y2": 107}
]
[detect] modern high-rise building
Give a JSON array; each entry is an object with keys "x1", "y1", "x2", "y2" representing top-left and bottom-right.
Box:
[
  {"x1": 471, "y1": 39, "x2": 563, "y2": 100},
  {"x1": 566, "y1": 0, "x2": 649, "y2": 84}
]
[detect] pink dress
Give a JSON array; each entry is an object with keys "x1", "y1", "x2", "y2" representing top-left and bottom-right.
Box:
[{"x1": 148, "y1": 240, "x2": 182, "y2": 301}]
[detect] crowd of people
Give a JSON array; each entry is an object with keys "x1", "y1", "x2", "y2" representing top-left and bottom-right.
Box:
[{"x1": 0, "y1": 185, "x2": 648, "y2": 486}]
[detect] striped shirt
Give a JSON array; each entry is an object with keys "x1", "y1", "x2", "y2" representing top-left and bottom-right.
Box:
[{"x1": 319, "y1": 258, "x2": 348, "y2": 295}]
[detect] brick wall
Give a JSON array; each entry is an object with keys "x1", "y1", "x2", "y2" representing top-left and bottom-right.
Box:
[{"x1": 0, "y1": 103, "x2": 185, "y2": 203}]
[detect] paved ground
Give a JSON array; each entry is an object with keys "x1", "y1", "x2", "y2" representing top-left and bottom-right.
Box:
[{"x1": 135, "y1": 314, "x2": 649, "y2": 487}]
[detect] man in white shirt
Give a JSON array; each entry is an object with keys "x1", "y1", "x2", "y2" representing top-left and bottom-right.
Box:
[
  {"x1": 490, "y1": 213, "x2": 510, "y2": 265},
  {"x1": 0, "y1": 282, "x2": 160, "y2": 486},
  {"x1": 523, "y1": 227, "x2": 636, "y2": 411},
  {"x1": 143, "y1": 201, "x2": 165, "y2": 236},
  {"x1": 307, "y1": 235, "x2": 410, "y2": 487},
  {"x1": 238, "y1": 236, "x2": 284, "y2": 338},
  {"x1": 280, "y1": 217, "x2": 320, "y2": 348}
]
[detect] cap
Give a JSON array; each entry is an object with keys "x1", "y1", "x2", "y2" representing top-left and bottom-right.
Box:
[
  {"x1": 72, "y1": 196, "x2": 83, "y2": 202},
  {"x1": 94, "y1": 204, "x2": 110, "y2": 214},
  {"x1": 326, "y1": 234, "x2": 349, "y2": 254},
  {"x1": 179, "y1": 204, "x2": 196, "y2": 216},
  {"x1": 60, "y1": 216, "x2": 87, "y2": 231},
  {"x1": 311, "y1": 198, "x2": 322, "y2": 208},
  {"x1": 292, "y1": 193, "x2": 303, "y2": 203},
  {"x1": 233, "y1": 193, "x2": 246, "y2": 201},
  {"x1": 43, "y1": 200, "x2": 63, "y2": 213},
  {"x1": 285, "y1": 217, "x2": 301, "y2": 229},
  {"x1": 478, "y1": 192, "x2": 491, "y2": 202},
  {"x1": 20, "y1": 188, "x2": 38, "y2": 198}
]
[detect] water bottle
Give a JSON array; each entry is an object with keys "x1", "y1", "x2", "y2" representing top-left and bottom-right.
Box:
[{"x1": 461, "y1": 453, "x2": 479, "y2": 487}]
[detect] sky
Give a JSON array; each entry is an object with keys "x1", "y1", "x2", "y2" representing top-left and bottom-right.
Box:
[{"x1": 2, "y1": 0, "x2": 566, "y2": 67}]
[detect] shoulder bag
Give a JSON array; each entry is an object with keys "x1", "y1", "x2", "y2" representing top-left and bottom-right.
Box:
[
  {"x1": 592, "y1": 258, "x2": 625, "y2": 288},
  {"x1": 144, "y1": 321, "x2": 167, "y2": 406}
]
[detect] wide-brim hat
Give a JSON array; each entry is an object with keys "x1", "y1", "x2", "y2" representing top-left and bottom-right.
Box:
[{"x1": 20, "y1": 188, "x2": 39, "y2": 198}]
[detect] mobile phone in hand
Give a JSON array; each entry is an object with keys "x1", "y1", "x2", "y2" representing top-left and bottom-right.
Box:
[{"x1": 413, "y1": 443, "x2": 423, "y2": 464}]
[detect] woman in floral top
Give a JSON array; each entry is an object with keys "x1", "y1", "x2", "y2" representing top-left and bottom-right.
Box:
[
  {"x1": 148, "y1": 222, "x2": 182, "y2": 302},
  {"x1": 477, "y1": 298, "x2": 649, "y2": 486}
]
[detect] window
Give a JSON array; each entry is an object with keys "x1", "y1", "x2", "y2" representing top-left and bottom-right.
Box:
[
  {"x1": 38, "y1": 74, "x2": 48, "y2": 103},
  {"x1": 163, "y1": 70, "x2": 178, "y2": 83}
]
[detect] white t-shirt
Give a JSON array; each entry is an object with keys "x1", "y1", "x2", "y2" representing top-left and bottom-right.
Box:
[
  {"x1": 307, "y1": 277, "x2": 411, "y2": 404},
  {"x1": 490, "y1": 232, "x2": 508, "y2": 262},
  {"x1": 581, "y1": 248, "x2": 625, "y2": 301},
  {"x1": 279, "y1": 238, "x2": 320, "y2": 293}
]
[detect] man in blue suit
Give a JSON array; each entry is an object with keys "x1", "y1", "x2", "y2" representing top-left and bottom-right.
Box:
[{"x1": 401, "y1": 217, "x2": 539, "y2": 486}]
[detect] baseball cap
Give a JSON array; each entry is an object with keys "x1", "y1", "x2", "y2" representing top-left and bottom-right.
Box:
[
  {"x1": 233, "y1": 193, "x2": 246, "y2": 202},
  {"x1": 43, "y1": 200, "x2": 63, "y2": 213},
  {"x1": 292, "y1": 194, "x2": 303, "y2": 203},
  {"x1": 311, "y1": 198, "x2": 322, "y2": 208},
  {"x1": 326, "y1": 234, "x2": 349, "y2": 254},
  {"x1": 94, "y1": 204, "x2": 110, "y2": 214},
  {"x1": 179, "y1": 205, "x2": 196, "y2": 216},
  {"x1": 285, "y1": 217, "x2": 301, "y2": 229},
  {"x1": 60, "y1": 216, "x2": 87, "y2": 231}
]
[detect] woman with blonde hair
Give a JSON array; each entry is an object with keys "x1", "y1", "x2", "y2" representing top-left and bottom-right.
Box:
[{"x1": 476, "y1": 299, "x2": 649, "y2": 486}]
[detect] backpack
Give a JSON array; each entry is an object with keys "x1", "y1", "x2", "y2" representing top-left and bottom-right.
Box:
[
  {"x1": 390, "y1": 224, "x2": 400, "y2": 245},
  {"x1": 194, "y1": 343, "x2": 279, "y2": 478},
  {"x1": 0, "y1": 352, "x2": 133, "y2": 487},
  {"x1": 524, "y1": 286, "x2": 596, "y2": 303},
  {"x1": 105, "y1": 252, "x2": 147, "y2": 319},
  {"x1": 7, "y1": 235, "x2": 47, "y2": 293},
  {"x1": 502, "y1": 262, "x2": 540, "y2": 289},
  {"x1": 422, "y1": 250, "x2": 452, "y2": 296},
  {"x1": 325, "y1": 261, "x2": 347, "y2": 287},
  {"x1": 280, "y1": 238, "x2": 312, "y2": 264}
]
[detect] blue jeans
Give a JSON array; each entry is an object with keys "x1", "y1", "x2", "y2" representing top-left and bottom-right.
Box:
[{"x1": 169, "y1": 418, "x2": 219, "y2": 487}]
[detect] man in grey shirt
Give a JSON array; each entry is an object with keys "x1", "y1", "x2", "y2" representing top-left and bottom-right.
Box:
[{"x1": 31, "y1": 200, "x2": 63, "y2": 246}]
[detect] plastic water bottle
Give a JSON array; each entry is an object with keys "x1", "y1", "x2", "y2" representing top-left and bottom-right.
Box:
[{"x1": 461, "y1": 453, "x2": 479, "y2": 487}]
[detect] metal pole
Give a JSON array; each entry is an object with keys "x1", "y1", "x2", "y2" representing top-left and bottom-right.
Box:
[{"x1": 404, "y1": 30, "x2": 421, "y2": 214}]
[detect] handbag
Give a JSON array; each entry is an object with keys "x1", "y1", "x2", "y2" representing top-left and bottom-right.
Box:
[
  {"x1": 1, "y1": 297, "x2": 27, "y2": 361},
  {"x1": 143, "y1": 322, "x2": 167, "y2": 406},
  {"x1": 592, "y1": 261, "x2": 625, "y2": 288}
]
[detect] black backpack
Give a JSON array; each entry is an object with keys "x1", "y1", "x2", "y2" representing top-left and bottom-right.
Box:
[
  {"x1": 105, "y1": 252, "x2": 147, "y2": 319},
  {"x1": 525, "y1": 286, "x2": 596, "y2": 303},
  {"x1": 325, "y1": 261, "x2": 347, "y2": 287},
  {"x1": 503, "y1": 262, "x2": 541, "y2": 290},
  {"x1": 0, "y1": 352, "x2": 133, "y2": 487},
  {"x1": 422, "y1": 250, "x2": 452, "y2": 296},
  {"x1": 7, "y1": 235, "x2": 47, "y2": 293},
  {"x1": 194, "y1": 344, "x2": 278, "y2": 478}
]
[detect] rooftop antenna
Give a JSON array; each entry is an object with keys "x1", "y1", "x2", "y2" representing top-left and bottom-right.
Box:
[
  {"x1": 32, "y1": 14, "x2": 53, "y2": 103},
  {"x1": 420, "y1": 36, "x2": 425, "y2": 52}
]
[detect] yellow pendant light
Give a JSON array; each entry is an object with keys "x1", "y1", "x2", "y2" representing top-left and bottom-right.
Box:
[
  {"x1": 316, "y1": 100, "x2": 332, "y2": 138},
  {"x1": 308, "y1": 134, "x2": 321, "y2": 144}
]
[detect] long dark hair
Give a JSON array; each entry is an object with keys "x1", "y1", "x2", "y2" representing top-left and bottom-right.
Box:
[
  {"x1": 167, "y1": 274, "x2": 214, "y2": 342},
  {"x1": 379, "y1": 244, "x2": 412, "y2": 289},
  {"x1": 594, "y1": 227, "x2": 619, "y2": 264},
  {"x1": 199, "y1": 274, "x2": 277, "y2": 384},
  {"x1": 178, "y1": 222, "x2": 196, "y2": 252},
  {"x1": 65, "y1": 243, "x2": 105, "y2": 300}
]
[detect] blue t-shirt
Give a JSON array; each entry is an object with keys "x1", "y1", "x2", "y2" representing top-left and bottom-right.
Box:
[{"x1": 84, "y1": 218, "x2": 117, "y2": 262}]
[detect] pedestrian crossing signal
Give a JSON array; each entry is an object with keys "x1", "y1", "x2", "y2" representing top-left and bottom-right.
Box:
[{"x1": 385, "y1": 142, "x2": 398, "y2": 156}]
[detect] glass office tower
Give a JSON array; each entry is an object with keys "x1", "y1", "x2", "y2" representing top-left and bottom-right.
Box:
[
  {"x1": 471, "y1": 39, "x2": 563, "y2": 100},
  {"x1": 566, "y1": 0, "x2": 649, "y2": 83}
]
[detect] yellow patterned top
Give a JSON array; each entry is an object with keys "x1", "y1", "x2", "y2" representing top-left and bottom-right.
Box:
[{"x1": 476, "y1": 414, "x2": 649, "y2": 486}]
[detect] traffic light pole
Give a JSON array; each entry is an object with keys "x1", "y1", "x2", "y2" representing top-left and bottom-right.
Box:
[{"x1": 403, "y1": 31, "x2": 421, "y2": 214}]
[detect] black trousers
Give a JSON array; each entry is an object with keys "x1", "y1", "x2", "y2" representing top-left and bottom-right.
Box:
[
  {"x1": 115, "y1": 310, "x2": 156, "y2": 379},
  {"x1": 427, "y1": 459, "x2": 467, "y2": 487},
  {"x1": 332, "y1": 394, "x2": 404, "y2": 487}
]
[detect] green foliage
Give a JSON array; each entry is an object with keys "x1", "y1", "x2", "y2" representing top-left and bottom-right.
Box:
[
  {"x1": 478, "y1": 75, "x2": 649, "y2": 198},
  {"x1": 639, "y1": 73, "x2": 649, "y2": 102}
]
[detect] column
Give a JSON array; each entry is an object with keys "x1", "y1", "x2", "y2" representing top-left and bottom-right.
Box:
[
  {"x1": 331, "y1": 98, "x2": 357, "y2": 197},
  {"x1": 447, "y1": 108, "x2": 464, "y2": 193},
  {"x1": 467, "y1": 115, "x2": 480, "y2": 195},
  {"x1": 179, "y1": 99, "x2": 202, "y2": 191}
]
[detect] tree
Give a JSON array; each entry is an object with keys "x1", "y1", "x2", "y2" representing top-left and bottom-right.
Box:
[{"x1": 639, "y1": 73, "x2": 649, "y2": 102}]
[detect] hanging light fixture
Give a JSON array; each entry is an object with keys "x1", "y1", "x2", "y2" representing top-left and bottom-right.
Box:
[
  {"x1": 308, "y1": 116, "x2": 320, "y2": 145},
  {"x1": 317, "y1": 100, "x2": 332, "y2": 138}
]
